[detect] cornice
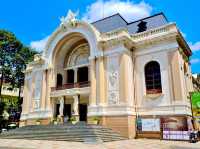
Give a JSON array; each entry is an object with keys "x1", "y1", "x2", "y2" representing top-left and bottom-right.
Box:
[
  {"x1": 131, "y1": 23, "x2": 178, "y2": 47},
  {"x1": 130, "y1": 23, "x2": 191, "y2": 57},
  {"x1": 98, "y1": 28, "x2": 134, "y2": 50}
]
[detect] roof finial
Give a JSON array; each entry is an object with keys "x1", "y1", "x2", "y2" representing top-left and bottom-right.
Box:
[{"x1": 60, "y1": 10, "x2": 78, "y2": 27}]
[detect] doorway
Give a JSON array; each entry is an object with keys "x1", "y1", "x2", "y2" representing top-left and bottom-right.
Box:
[
  {"x1": 67, "y1": 69, "x2": 74, "y2": 83},
  {"x1": 56, "y1": 104, "x2": 60, "y2": 117},
  {"x1": 56, "y1": 74, "x2": 63, "y2": 87},
  {"x1": 77, "y1": 67, "x2": 88, "y2": 82},
  {"x1": 79, "y1": 104, "x2": 87, "y2": 121},
  {"x1": 55, "y1": 104, "x2": 71, "y2": 121},
  {"x1": 64, "y1": 104, "x2": 71, "y2": 121}
]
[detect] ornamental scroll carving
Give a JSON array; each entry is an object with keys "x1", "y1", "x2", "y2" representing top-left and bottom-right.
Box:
[
  {"x1": 107, "y1": 56, "x2": 119, "y2": 105},
  {"x1": 34, "y1": 71, "x2": 43, "y2": 110}
]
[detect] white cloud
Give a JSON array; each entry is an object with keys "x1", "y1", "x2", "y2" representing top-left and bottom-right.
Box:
[
  {"x1": 82, "y1": 0, "x2": 152, "y2": 22},
  {"x1": 189, "y1": 41, "x2": 200, "y2": 52},
  {"x1": 190, "y1": 58, "x2": 200, "y2": 64},
  {"x1": 30, "y1": 35, "x2": 50, "y2": 52}
]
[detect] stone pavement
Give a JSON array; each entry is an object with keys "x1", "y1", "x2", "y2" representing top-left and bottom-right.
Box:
[{"x1": 0, "y1": 139, "x2": 199, "y2": 149}]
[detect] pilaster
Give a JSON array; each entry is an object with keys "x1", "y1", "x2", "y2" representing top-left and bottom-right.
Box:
[
  {"x1": 98, "y1": 56, "x2": 106, "y2": 105},
  {"x1": 89, "y1": 59, "x2": 96, "y2": 106}
]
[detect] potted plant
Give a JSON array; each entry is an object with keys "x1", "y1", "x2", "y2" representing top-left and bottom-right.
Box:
[
  {"x1": 70, "y1": 116, "x2": 77, "y2": 125},
  {"x1": 51, "y1": 117, "x2": 58, "y2": 125},
  {"x1": 35, "y1": 119, "x2": 41, "y2": 125},
  {"x1": 92, "y1": 116, "x2": 100, "y2": 125}
]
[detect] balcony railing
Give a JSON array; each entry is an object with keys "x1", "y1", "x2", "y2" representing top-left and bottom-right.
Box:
[
  {"x1": 51, "y1": 81, "x2": 90, "y2": 92},
  {"x1": 146, "y1": 89, "x2": 162, "y2": 94}
]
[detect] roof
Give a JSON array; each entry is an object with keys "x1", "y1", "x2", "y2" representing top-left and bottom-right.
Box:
[{"x1": 92, "y1": 12, "x2": 168, "y2": 34}]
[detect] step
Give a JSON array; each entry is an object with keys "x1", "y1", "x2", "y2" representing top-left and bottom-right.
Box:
[{"x1": 0, "y1": 124, "x2": 127, "y2": 142}]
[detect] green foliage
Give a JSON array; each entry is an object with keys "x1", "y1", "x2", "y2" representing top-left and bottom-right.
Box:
[
  {"x1": 92, "y1": 116, "x2": 100, "y2": 121},
  {"x1": 192, "y1": 92, "x2": 200, "y2": 108},
  {"x1": 11, "y1": 46, "x2": 37, "y2": 97},
  {"x1": 70, "y1": 116, "x2": 76, "y2": 122},
  {"x1": 192, "y1": 92, "x2": 200, "y2": 117},
  {"x1": 0, "y1": 29, "x2": 37, "y2": 99},
  {"x1": 0, "y1": 30, "x2": 22, "y2": 96},
  {"x1": 0, "y1": 95, "x2": 19, "y2": 110}
]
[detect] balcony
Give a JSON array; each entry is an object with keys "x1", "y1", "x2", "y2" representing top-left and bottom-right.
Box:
[{"x1": 51, "y1": 81, "x2": 90, "y2": 92}]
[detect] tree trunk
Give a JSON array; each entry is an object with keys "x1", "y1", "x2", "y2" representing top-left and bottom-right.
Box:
[
  {"x1": 0, "y1": 72, "x2": 4, "y2": 97},
  {"x1": 18, "y1": 85, "x2": 21, "y2": 100}
]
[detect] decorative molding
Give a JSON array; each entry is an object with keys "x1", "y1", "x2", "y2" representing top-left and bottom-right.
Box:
[
  {"x1": 20, "y1": 110, "x2": 52, "y2": 120},
  {"x1": 88, "y1": 105, "x2": 136, "y2": 116},
  {"x1": 144, "y1": 93, "x2": 164, "y2": 99},
  {"x1": 98, "y1": 28, "x2": 134, "y2": 50},
  {"x1": 50, "y1": 87, "x2": 90, "y2": 97},
  {"x1": 107, "y1": 55, "x2": 119, "y2": 105},
  {"x1": 88, "y1": 104, "x2": 192, "y2": 117},
  {"x1": 131, "y1": 23, "x2": 177, "y2": 41},
  {"x1": 67, "y1": 43, "x2": 89, "y2": 68}
]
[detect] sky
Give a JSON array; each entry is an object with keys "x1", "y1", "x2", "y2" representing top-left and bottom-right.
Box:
[{"x1": 0, "y1": 0, "x2": 199, "y2": 73}]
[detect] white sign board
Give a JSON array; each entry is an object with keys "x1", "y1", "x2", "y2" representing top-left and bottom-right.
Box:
[
  {"x1": 163, "y1": 131, "x2": 190, "y2": 140},
  {"x1": 142, "y1": 119, "x2": 160, "y2": 131}
]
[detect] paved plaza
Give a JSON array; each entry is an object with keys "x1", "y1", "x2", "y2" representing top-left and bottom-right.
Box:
[{"x1": 0, "y1": 139, "x2": 199, "y2": 149}]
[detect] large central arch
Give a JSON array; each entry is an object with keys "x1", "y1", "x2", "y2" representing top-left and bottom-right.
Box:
[
  {"x1": 52, "y1": 32, "x2": 90, "y2": 69},
  {"x1": 44, "y1": 21, "x2": 101, "y2": 68}
]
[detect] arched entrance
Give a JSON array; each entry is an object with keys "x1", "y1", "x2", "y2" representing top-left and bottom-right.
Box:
[{"x1": 52, "y1": 33, "x2": 90, "y2": 122}]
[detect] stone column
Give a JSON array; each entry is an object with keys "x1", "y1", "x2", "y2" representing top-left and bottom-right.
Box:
[
  {"x1": 99, "y1": 56, "x2": 106, "y2": 105},
  {"x1": 120, "y1": 53, "x2": 134, "y2": 105},
  {"x1": 73, "y1": 95, "x2": 79, "y2": 121},
  {"x1": 74, "y1": 68, "x2": 78, "y2": 83},
  {"x1": 59, "y1": 96, "x2": 64, "y2": 123},
  {"x1": 89, "y1": 58, "x2": 96, "y2": 106},
  {"x1": 41, "y1": 70, "x2": 47, "y2": 110}
]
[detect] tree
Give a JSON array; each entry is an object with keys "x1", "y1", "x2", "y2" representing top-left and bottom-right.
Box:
[
  {"x1": 193, "y1": 74, "x2": 200, "y2": 92},
  {"x1": 11, "y1": 46, "x2": 37, "y2": 100},
  {"x1": 0, "y1": 101, "x2": 5, "y2": 129},
  {"x1": 0, "y1": 30, "x2": 22, "y2": 97},
  {"x1": 0, "y1": 29, "x2": 37, "y2": 126}
]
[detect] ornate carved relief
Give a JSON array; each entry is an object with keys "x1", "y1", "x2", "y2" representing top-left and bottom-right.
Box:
[
  {"x1": 60, "y1": 10, "x2": 78, "y2": 30},
  {"x1": 67, "y1": 44, "x2": 89, "y2": 67},
  {"x1": 33, "y1": 71, "x2": 43, "y2": 110},
  {"x1": 107, "y1": 55, "x2": 119, "y2": 105},
  {"x1": 34, "y1": 100, "x2": 40, "y2": 111}
]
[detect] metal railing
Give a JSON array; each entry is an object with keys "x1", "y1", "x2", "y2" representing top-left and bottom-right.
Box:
[{"x1": 51, "y1": 81, "x2": 90, "y2": 91}]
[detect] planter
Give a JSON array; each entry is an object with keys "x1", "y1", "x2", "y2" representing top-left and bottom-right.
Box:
[
  {"x1": 89, "y1": 120, "x2": 98, "y2": 125},
  {"x1": 72, "y1": 121, "x2": 77, "y2": 125},
  {"x1": 53, "y1": 121, "x2": 58, "y2": 125},
  {"x1": 36, "y1": 121, "x2": 41, "y2": 125}
]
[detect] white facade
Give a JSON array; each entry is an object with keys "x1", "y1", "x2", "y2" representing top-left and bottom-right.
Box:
[{"x1": 20, "y1": 11, "x2": 194, "y2": 138}]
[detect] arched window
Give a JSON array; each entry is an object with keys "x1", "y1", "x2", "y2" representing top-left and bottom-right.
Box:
[
  {"x1": 145, "y1": 61, "x2": 162, "y2": 94},
  {"x1": 57, "y1": 74, "x2": 63, "y2": 87}
]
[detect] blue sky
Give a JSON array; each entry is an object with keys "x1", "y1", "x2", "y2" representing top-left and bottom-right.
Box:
[{"x1": 0, "y1": 0, "x2": 200, "y2": 73}]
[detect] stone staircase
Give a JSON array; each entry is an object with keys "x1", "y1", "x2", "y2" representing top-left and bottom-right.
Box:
[{"x1": 0, "y1": 123, "x2": 127, "y2": 142}]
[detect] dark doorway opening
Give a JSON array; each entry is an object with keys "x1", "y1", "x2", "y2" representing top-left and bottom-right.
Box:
[
  {"x1": 56, "y1": 104, "x2": 60, "y2": 117},
  {"x1": 57, "y1": 74, "x2": 63, "y2": 87},
  {"x1": 79, "y1": 104, "x2": 87, "y2": 121},
  {"x1": 77, "y1": 67, "x2": 88, "y2": 82},
  {"x1": 64, "y1": 104, "x2": 71, "y2": 120},
  {"x1": 67, "y1": 69, "x2": 74, "y2": 83}
]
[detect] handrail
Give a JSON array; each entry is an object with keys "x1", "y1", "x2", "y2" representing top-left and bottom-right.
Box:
[{"x1": 51, "y1": 81, "x2": 90, "y2": 91}]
